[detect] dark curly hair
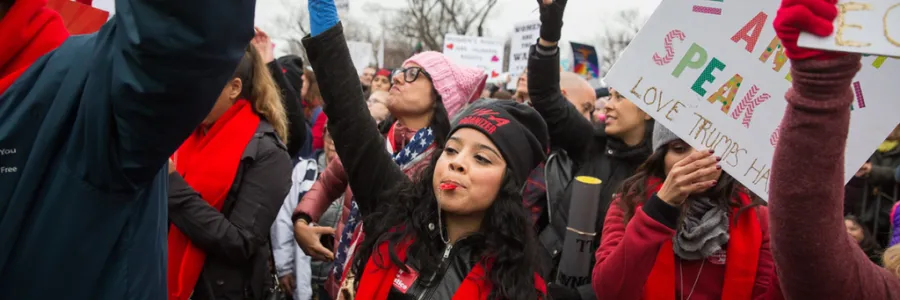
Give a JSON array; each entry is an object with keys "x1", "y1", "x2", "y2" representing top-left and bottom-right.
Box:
[
  {"x1": 350, "y1": 147, "x2": 544, "y2": 300},
  {"x1": 617, "y1": 144, "x2": 766, "y2": 225}
]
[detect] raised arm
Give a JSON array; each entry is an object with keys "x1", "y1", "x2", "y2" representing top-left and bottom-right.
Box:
[
  {"x1": 769, "y1": 54, "x2": 900, "y2": 298},
  {"x1": 769, "y1": 0, "x2": 900, "y2": 296},
  {"x1": 301, "y1": 0, "x2": 409, "y2": 216},
  {"x1": 527, "y1": 0, "x2": 594, "y2": 159},
  {"x1": 76, "y1": 0, "x2": 257, "y2": 186},
  {"x1": 527, "y1": 44, "x2": 595, "y2": 159}
]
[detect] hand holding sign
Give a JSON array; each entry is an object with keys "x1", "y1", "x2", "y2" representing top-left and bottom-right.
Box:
[
  {"x1": 774, "y1": 0, "x2": 845, "y2": 60},
  {"x1": 797, "y1": 0, "x2": 900, "y2": 57}
]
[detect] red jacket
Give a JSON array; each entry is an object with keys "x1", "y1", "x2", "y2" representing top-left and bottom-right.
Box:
[{"x1": 592, "y1": 196, "x2": 781, "y2": 300}]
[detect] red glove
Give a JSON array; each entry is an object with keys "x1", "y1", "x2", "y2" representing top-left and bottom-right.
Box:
[{"x1": 774, "y1": 0, "x2": 844, "y2": 60}]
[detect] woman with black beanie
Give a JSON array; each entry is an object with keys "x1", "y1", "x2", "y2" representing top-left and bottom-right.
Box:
[{"x1": 298, "y1": 0, "x2": 551, "y2": 298}]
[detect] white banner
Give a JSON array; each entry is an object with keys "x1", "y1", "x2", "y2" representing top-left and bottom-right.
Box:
[
  {"x1": 347, "y1": 41, "x2": 373, "y2": 76},
  {"x1": 605, "y1": 0, "x2": 899, "y2": 199},
  {"x1": 443, "y1": 34, "x2": 505, "y2": 80},
  {"x1": 507, "y1": 20, "x2": 542, "y2": 90}
]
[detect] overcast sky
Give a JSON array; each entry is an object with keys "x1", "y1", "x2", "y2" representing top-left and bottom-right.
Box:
[{"x1": 255, "y1": 0, "x2": 663, "y2": 53}]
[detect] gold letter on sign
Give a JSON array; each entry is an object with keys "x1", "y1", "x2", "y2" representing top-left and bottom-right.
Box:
[
  {"x1": 886, "y1": 3, "x2": 900, "y2": 47},
  {"x1": 836, "y1": 2, "x2": 873, "y2": 47}
]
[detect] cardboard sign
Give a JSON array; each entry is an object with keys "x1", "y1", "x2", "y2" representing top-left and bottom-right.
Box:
[
  {"x1": 443, "y1": 34, "x2": 505, "y2": 79},
  {"x1": 347, "y1": 41, "x2": 373, "y2": 76},
  {"x1": 798, "y1": 0, "x2": 900, "y2": 57},
  {"x1": 507, "y1": 20, "x2": 542, "y2": 90},
  {"x1": 605, "y1": 0, "x2": 899, "y2": 199},
  {"x1": 47, "y1": 0, "x2": 109, "y2": 35}
]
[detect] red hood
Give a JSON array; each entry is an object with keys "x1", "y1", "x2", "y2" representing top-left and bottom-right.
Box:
[{"x1": 0, "y1": 0, "x2": 69, "y2": 94}]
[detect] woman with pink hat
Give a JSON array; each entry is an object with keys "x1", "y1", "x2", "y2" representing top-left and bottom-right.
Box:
[{"x1": 292, "y1": 49, "x2": 487, "y2": 299}]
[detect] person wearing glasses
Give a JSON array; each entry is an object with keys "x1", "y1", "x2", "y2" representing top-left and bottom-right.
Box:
[{"x1": 292, "y1": 51, "x2": 486, "y2": 299}]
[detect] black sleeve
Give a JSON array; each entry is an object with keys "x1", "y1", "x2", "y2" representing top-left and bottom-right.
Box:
[
  {"x1": 267, "y1": 60, "x2": 307, "y2": 158},
  {"x1": 302, "y1": 23, "x2": 411, "y2": 217},
  {"x1": 167, "y1": 142, "x2": 292, "y2": 263},
  {"x1": 527, "y1": 44, "x2": 595, "y2": 160}
]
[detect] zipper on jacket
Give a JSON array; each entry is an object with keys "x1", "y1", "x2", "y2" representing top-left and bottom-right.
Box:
[
  {"x1": 544, "y1": 152, "x2": 557, "y2": 226},
  {"x1": 416, "y1": 243, "x2": 454, "y2": 300}
]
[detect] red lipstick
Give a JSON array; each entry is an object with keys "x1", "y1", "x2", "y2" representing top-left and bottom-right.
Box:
[{"x1": 440, "y1": 183, "x2": 458, "y2": 191}]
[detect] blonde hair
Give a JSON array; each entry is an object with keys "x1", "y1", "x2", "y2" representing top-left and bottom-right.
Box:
[
  {"x1": 235, "y1": 45, "x2": 289, "y2": 143},
  {"x1": 884, "y1": 245, "x2": 900, "y2": 277}
]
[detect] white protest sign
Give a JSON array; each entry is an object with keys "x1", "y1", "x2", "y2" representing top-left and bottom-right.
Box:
[
  {"x1": 605, "y1": 0, "x2": 899, "y2": 199},
  {"x1": 347, "y1": 41, "x2": 373, "y2": 76},
  {"x1": 798, "y1": 0, "x2": 900, "y2": 57},
  {"x1": 443, "y1": 34, "x2": 505, "y2": 79},
  {"x1": 507, "y1": 20, "x2": 542, "y2": 90}
]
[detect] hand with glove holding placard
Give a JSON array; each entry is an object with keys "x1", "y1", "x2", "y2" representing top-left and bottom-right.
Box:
[{"x1": 774, "y1": 0, "x2": 846, "y2": 60}]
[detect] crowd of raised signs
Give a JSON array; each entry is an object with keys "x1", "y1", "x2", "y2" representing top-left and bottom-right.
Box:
[{"x1": 1, "y1": 0, "x2": 899, "y2": 299}]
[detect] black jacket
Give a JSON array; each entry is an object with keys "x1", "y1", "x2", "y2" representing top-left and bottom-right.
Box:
[
  {"x1": 168, "y1": 121, "x2": 292, "y2": 300},
  {"x1": 302, "y1": 24, "x2": 487, "y2": 300},
  {"x1": 528, "y1": 45, "x2": 653, "y2": 300}
]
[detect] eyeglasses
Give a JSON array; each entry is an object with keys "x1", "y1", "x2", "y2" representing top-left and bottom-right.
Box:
[{"x1": 396, "y1": 67, "x2": 432, "y2": 83}]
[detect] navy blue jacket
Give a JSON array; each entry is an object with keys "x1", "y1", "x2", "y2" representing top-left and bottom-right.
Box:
[{"x1": 0, "y1": 0, "x2": 255, "y2": 298}]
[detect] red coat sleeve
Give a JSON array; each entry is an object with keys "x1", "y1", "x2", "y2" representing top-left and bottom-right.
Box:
[{"x1": 591, "y1": 197, "x2": 677, "y2": 300}]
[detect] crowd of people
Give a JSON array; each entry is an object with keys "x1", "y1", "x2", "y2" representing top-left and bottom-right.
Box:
[{"x1": 1, "y1": 0, "x2": 899, "y2": 299}]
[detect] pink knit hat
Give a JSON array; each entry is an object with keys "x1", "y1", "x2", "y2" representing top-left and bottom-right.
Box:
[{"x1": 404, "y1": 51, "x2": 487, "y2": 119}]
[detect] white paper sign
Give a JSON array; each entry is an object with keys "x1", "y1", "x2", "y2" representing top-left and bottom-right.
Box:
[
  {"x1": 507, "y1": 20, "x2": 542, "y2": 90},
  {"x1": 443, "y1": 34, "x2": 505, "y2": 80},
  {"x1": 347, "y1": 41, "x2": 373, "y2": 76},
  {"x1": 798, "y1": 0, "x2": 900, "y2": 57},
  {"x1": 605, "y1": 0, "x2": 899, "y2": 199}
]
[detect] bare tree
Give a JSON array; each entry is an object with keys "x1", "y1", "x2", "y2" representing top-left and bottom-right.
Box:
[
  {"x1": 386, "y1": 0, "x2": 500, "y2": 51},
  {"x1": 596, "y1": 9, "x2": 646, "y2": 73},
  {"x1": 268, "y1": 0, "x2": 310, "y2": 57}
]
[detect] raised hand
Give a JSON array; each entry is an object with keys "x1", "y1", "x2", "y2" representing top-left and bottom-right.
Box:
[
  {"x1": 657, "y1": 150, "x2": 720, "y2": 206},
  {"x1": 251, "y1": 27, "x2": 275, "y2": 64},
  {"x1": 774, "y1": 0, "x2": 844, "y2": 60},
  {"x1": 537, "y1": 0, "x2": 568, "y2": 44},
  {"x1": 309, "y1": 0, "x2": 340, "y2": 37}
]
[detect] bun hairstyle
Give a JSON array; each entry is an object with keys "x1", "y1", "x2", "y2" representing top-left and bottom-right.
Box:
[{"x1": 234, "y1": 45, "x2": 289, "y2": 143}]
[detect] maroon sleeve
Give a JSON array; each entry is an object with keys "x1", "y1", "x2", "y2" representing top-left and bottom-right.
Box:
[
  {"x1": 293, "y1": 156, "x2": 349, "y2": 223},
  {"x1": 591, "y1": 196, "x2": 679, "y2": 300},
  {"x1": 769, "y1": 54, "x2": 900, "y2": 299}
]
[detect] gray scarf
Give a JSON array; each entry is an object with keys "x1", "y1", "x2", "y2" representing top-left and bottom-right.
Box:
[{"x1": 672, "y1": 196, "x2": 730, "y2": 260}]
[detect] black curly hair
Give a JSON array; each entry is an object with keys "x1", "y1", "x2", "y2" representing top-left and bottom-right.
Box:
[
  {"x1": 349, "y1": 146, "x2": 544, "y2": 300},
  {"x1": 617, "y1": 143, "x2": 766, "y2": 225}
]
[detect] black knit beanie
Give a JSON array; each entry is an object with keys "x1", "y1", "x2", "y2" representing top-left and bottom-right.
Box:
[
  {"x1": 277, "y1": 55, "x2": 305, "y2": 95},
  {"x1": 450, "y1": 99, "x2": 550, "y2": 184}
]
